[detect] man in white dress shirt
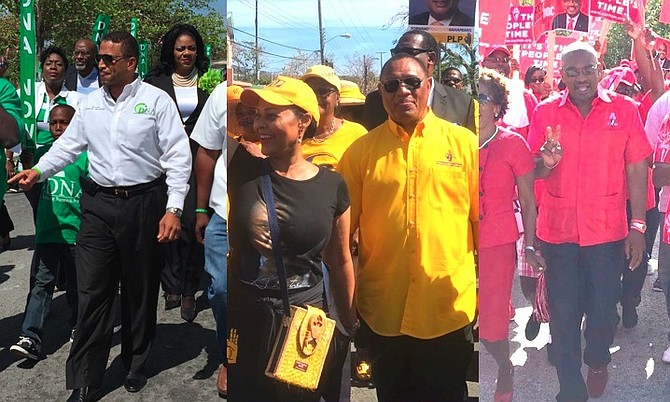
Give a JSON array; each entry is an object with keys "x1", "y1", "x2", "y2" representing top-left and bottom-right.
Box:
[{"x1": 10, "y1": 31, "x2": 191, "y2": 402}]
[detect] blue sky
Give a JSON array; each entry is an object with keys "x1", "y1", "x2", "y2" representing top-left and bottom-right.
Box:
[{"x1": 227, "y1": 0, "x2": 407, "y2": 75}]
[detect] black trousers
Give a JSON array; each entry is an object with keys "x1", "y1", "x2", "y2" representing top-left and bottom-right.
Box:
[
  {"x1": 362, "y1": 320, "x2": 474, "y2": 402},
  {"x1": 621, "y1": 202, "x2": 649, "y2": 309},
  {"x1": 65, "y1": 184, "x2": 166, "y2": 389},
  {"x1": 160, "y1": 171, "x2": 203, "y2": 296}
]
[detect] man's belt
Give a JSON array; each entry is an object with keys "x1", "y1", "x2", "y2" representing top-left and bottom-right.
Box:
[{"x1": 80, "y1": 175, "x2": 165, "y2": 198}]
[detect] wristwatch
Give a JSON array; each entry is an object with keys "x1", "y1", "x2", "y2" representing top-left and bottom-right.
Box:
[{"x1": 166, "y1": 207, "x2": 183, "y2": 218}]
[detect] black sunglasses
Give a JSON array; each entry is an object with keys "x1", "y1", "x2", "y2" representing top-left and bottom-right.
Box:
[
  {"x1": 381, "y1": 76, "x2": 425, "y2": 93},
  {"x1": 311, "y1": 87, "x2": 338, "y2": 98},
  {"x1": 95, "y1": 54, "x2": 127, "y2": 65},
  {"x1": 444, "y1": 78, "x2": 462, "y2": 84},
  {"x1": 390, "y1": 47, "x2": 431, "y2": 57}
]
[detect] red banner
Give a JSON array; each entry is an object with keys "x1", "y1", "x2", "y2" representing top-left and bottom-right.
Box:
[
  {"x1": 506, "y1": 6, "x2": 535, "y2": 44},
  {"x1": 661, "y1": 0, "x2": 670, "y2": 24},
  {"x1": 589, "y1": 0, "x2": 628, "y2": 22},
  {"x1": 520, "y1": 17, "x2": 607, "y2": 81},
  {"x1": 480, "y1": 0, "x2": 512, "y2": 47}
]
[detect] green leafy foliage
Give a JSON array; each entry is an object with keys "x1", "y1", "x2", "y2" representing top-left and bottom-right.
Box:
[
  {"x1": 0, "y1": 0, "x2": 225, "y2": 83},
  {"x1": 198, "y1": 67, "x2": 222, "y2": 94}
]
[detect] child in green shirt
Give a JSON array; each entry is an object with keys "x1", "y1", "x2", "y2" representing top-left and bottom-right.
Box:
[{"x1": 10, "y1": 104, "x2": 88, "y2": 360}]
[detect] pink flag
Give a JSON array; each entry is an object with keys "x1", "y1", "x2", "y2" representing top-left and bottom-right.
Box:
[{"x1": 662, "y1": 0, "x2": 670, "y2": 24}]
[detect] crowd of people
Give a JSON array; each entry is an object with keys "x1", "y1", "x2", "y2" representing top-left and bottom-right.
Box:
[
  {"x1": 6, "y1": 9, "x2": 670, "y2": 402},
  {"x1": 2, "y1": 25, "x2": 226, "y2": 402}
]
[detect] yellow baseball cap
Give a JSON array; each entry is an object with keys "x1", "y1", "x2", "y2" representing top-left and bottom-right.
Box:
[
  {"x1": 301, "y1": 64, "x2": 341, "y2": 91},
  {"x1": 228, "y1": 85, "x2": 244, "y2": 101},
  {"x1": 241, "y1": 76, "x2": 320, "y2": 125},
  {"x1": 339, "y1": 80, "x2": 365, "y2": 105}
]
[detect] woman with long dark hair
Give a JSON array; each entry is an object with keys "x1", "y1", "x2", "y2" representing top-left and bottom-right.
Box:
[{"x1": 145, "y1": 23, "x2": 210, "y2": 322}]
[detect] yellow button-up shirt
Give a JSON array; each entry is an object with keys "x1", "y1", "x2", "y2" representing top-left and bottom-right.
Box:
[{"x1": 338, "y1": 109, "x2": 478, "y2": 339}]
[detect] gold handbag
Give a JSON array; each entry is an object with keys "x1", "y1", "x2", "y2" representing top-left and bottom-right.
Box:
[
  {"x1": 260, "y1": 162, "x2": 334, "y2": 390},
  {"x1": 265, "y1": 305, "x2": 335, "y2": 390}
]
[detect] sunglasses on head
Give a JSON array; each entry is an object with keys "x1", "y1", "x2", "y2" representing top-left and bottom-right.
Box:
[
  {"x1": 478, "y1": 93, "x2": 493, "y2": 105},
  {"x1": 381, "y1": 76, "x2": 425, "y2": 93},
  {"x1": 95, "y1": 54, "x2": 126, "y2": 65},
  {"x1": 390, "y1": 47, "x2": 431, "y2": 57}
]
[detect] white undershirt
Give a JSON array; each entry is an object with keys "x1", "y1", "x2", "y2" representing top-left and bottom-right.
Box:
[
  {"x1": 76, "y1": 69, "x2": 100, "y2": 96},
  {"x1": 174, "y1": 86, "x2": 198, "y2": 122}
]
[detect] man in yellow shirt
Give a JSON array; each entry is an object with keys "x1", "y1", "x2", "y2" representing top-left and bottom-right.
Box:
[{"x1": 339, "y1": 53, "x2": 478, "y2": 401}]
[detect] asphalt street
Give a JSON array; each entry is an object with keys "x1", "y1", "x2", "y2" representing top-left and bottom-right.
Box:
[{"x1": 480, "y1": 237, "x2": 670, "y2": 401}]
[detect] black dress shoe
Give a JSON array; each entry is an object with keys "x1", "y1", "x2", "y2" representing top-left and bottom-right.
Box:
[
  {"x1": 66, "y1": 387, "x2": 100, "y2": 402},
  {"x1": 164, "y1": 293, "x2": 181, "y2": 310},
  {"x1": 181, "y1": 295, "x2": 196, "y2": 322},
  {"x1": 124, "y1": 372, "x2": 147, "y2": 393}
]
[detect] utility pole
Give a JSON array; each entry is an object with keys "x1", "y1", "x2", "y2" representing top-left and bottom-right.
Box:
[
  {"x1": 376, "y1": 51, "x2": 384, "y2": 73},
  {"x1": 318, "y1": 0, "x2": 325, "y2": 65},
  {"x1": 255, "y1": 0, "x2": 259, "y2": 82},
  {"x1": 363, "y1": 55, "x2": 368, "y2": 93}
]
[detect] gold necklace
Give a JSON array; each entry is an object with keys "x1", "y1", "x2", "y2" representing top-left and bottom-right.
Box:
[
  {"x1": 310, "y1": 119, "x2": 336, "y2": 143},
  {"x1": 172, "y1": 68, "x2": 198, "y2": 87}
]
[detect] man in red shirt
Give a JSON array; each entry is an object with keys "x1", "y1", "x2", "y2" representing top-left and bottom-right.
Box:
[{"x1": 527, "y1": 42, "x2": 650, "y2": 402}]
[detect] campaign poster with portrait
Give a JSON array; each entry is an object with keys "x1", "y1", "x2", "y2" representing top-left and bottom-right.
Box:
[
  {"x1": 409, "y1": 0, "x2": 476, "y2": 44},
  {"x1": 534, "y1": 0, "x2": 591, "y2": 40}
]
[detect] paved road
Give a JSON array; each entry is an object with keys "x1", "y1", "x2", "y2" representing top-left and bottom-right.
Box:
[{"x1": 480, "y1": 238, "x2": 670, "y2": 401}]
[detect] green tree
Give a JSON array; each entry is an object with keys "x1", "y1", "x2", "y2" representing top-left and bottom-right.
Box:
[
  {"x1": 0, "y1": 0, "x2": 225, "y2": 83},
  {"x1": 603, "y1": 0, "x2": 670, "y2": 68},
  {"x1": 441, "y1": 41, "x2": 478, "y2": 95}
]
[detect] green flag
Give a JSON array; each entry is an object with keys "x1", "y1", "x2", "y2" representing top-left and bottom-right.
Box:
[
  {"x1": 130, "y1": 17, "x2": 138, "y2": 38},
  {"x1": 139, "y1": 41, "x2": 150, "y2": 79},
  {"x1": 20, "y1": 0, "x2": 36, "y2": 151},
  {"x1": 91, "y1": 14, "x2": 111, "y2": 46},
  {"x1": 205, "y1": 44, "x2": 212, "y2": 60}
]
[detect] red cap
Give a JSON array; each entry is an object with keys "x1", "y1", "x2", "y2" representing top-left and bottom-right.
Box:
[{"x1": 484, "y1": 45, "x2": 512, "y2": 58}]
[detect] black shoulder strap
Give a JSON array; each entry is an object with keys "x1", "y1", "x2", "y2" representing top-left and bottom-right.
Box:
[{"x1": 260, "y1": 160, "x2": 292, "y2": 317}]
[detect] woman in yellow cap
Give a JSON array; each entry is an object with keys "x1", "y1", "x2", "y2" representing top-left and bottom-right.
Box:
[
  {"x1": 227, "y1": 76, "x2": 356, "y2": 401},
  {"x1": 300, "y1": 65, "x2": 367, "y2": 171}
]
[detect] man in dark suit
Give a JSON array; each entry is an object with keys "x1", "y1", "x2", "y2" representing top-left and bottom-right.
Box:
[
  {"x1": 361, "y1": 30, "x2": 476, "y2": 133},
  {"x1": 656, "y1": 42, "x2": 670, "y2": 71},
  {"x1": 64, "y1": 38, "x2": 101, "y2": 95},
  {"x1": 409, "y1": 0, "x2": 474, "y2": 27},
  {"x1": 551, "y1": 0, "x2": 589, "y2": 33}
]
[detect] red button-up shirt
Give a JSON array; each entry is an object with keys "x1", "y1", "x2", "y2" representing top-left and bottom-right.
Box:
[{"x1": 527, "y1": 88, "x2": 651, "y2": 246}]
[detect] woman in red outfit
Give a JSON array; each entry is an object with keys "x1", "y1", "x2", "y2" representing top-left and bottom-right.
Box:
[{"x1": 479, "y1": 69, "x2": 545, "y2": 402}]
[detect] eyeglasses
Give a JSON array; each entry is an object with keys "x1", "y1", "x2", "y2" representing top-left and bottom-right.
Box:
[
  {"x1": 562, "y1": 65, "x2": 598, "y2": 78},
  {"x1": 390, "y1": 47, "x2": 431, "y2": 57},
  {"x1": 478, "y1": 93, "x2": 493, "y2": 105},
  {"x1": 311, "y1": 87, "x2": 338, "y2": 98},
  {"x1": 530, "y1": 77, "x2": 545, "y2": 83},
  {"x1": 485, "y1": 56, "x2": 509, "y2": 63},
  {"x1": 381, "y1": 76, "x2": 425, "y2": 93},
  {"x1": 73, "y1": 51, "x2": 92, "y2": 57},
  {"x1": 95, "y1": 54, "x2": 127, "y2": 65}
]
